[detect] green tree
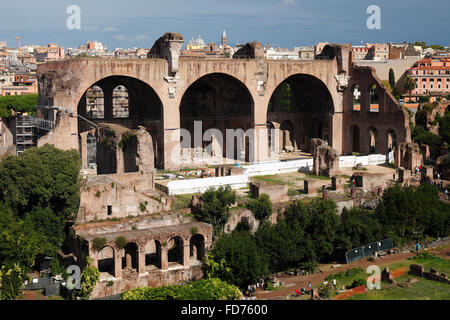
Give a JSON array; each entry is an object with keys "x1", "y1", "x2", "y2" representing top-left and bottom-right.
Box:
[
  {"x1": 0, "y1": 144, "x2": 81, "y2": 220},
  {"x1": 374, "y1": 184, "x2": 450, "y2": 244},
  {"x1": 208, "y1": 230, "x2": 268, "y2": 288},
  {"x1": 336, "y1": 207, "x2": 381, "y2": 251},
  {"x1": 194, "y1": 186, "x2": 236, "y2": 234},
  {"x1": 247, "y1": 194, "x2": 272, "y2": 222},
  {"x1": 254, "y1": 219, "x2": 315, "y2": 272},
  {"x1": 439, "y1": 108, "x2": 450, "y2": 145},
  {"x1": 0, "y1": 94, "x2": 38, "y2": 118},
  {"x1": 404, "y1": 76, "x2": 416, "y2": 99},
  {"x1": 412, "y1": 125, "x2": 441, "y2": 158},
  {"x1": 389, "y1": 68, "x2": 396, "y2": 89},
  {"x1": 0, "y1": 262, "x2": 27, "y2": 300}
]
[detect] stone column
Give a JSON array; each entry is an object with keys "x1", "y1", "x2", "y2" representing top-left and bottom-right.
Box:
[
  {"x1": 116, "y1": 133, "x2": 125, "y2": 174},
  {"x1": 103, "y1": 85, "x2": 114, "y2": 120},
  {"x1": 138, "y1": 249, "x2": 146, "y2": 274},
  {"x1": 91, "y1": 255, "x2": 98, "y2": 269},
  {"x1": 114, "y1": 252, "x2": 123, "y2": 278},
  {"x1": 183, "y1": 244, "x2": 190, "y2": 267},
  {"x1": 79, "y1": 131, "x2": 88, "y2": 169},
  {"x1": 331, "y1": 112, "x2": 343, "y2": 155},
  {"x1": 160, "y1": 246, "x2": 168, "y2": 270},
  {"x1": 125, "y1": 253, "x2": 132, "y2": 269},
  {"x1": 163, "y1": 98, "x2": 181, "y2": 170}
]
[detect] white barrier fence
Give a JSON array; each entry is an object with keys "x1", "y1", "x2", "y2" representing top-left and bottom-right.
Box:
[
  {"x1": 162, "y1": 154, "x2": 389, "y2": 195},
  {"x1": 166, "y1": 175, "x2": 249, "y2": 195}
]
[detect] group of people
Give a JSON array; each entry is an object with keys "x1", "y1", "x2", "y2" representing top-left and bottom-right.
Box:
[{"x1": 295, "y1": 281, "x2": 313, "y2": 296}]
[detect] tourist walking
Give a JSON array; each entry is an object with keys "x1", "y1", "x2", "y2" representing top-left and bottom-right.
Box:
[{"x1": 415, "y1": 242, "x2": 421, "y2": 253}]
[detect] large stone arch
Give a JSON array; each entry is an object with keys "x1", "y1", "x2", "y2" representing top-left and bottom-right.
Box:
[
  {"x1": 266, "y1": 73, "x2": 335, "y2": 153},
  {"x1": 178, "y1": 72, "x2": 255, "y2": 165},
  {"x1": 96, "y1": 245, "x2": 115, "y2": 277},
  {"x1": 189, "y1": 234, "x2": 205, "y2": 262},
  {"x1": 77, "y1": 75, "x2": 164, "y2": 168}
]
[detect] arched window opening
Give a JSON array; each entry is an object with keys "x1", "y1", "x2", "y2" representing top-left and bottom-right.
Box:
[
  {"x1": 113, "y1": 85, "x2": 129, "y2": 118},
  {"x1": 86, "y1": 85, "x2": 104, "y2": 119},
  {"x1": 353, "y1": 85, "x2": 361, "y2": 111},
  {"x1": 369, "y1": 84, "x2": 379, "y2": 112}
]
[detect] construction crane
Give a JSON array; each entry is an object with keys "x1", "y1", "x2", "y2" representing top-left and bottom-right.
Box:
[{"x1": 15, "y1": 35, "x2": 22, "y2": 52}]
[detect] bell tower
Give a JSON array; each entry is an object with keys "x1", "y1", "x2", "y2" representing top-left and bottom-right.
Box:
[{"x1": 221, "y1": 30, "x2": 227, "y2": 48}]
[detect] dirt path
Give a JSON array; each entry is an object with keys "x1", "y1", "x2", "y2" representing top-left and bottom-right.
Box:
[{"x1": 255, "y1": 246, "x2": 450, "y2": 300}]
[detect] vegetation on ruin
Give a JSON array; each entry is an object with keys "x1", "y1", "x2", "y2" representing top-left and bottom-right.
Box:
[
  {"x1": 139, "y1": 201, "x2": 147, "y2": 212},
  {"x1": 247, "y1": 194, "x2": 272, "y2": 222},
  {"x1": 0, "y1": 94, "x2": 38, "y2": 118},
  {"x1": 121, "y1": 278, "x2": 241, "y2": 300},
  {"x1": 193, "y1": 186, "x2": 236, "y2": 234},
  {"x1": 118, "y1": 131, "x2": 136, "y2": 149},
  {"x1": 115, "y1": 236, "x2": 127, "y2": 250},
  {"x1": 412, "y1": 125, "x2": 442, "y2": 159},
  {"x1": 92, "y1": 238, "x2": 107, "y2": 252}
]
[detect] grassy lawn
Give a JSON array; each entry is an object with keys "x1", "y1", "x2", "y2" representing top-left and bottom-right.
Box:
[
  {"x1": 252, "y1": 175, "x2": 295, "y2": 186},
  {"x1": 344, "y1": 253, "x2": 450, "y2": 300},
  {"x1": 348, "y1": 276, "x2": 450, "y2": 300},
  {"x1": 171, "y1": 194, "x2": 195, "y2": 210},
  {"x1": 302, "y1": 174, "x2": 332, "y2": 181}
]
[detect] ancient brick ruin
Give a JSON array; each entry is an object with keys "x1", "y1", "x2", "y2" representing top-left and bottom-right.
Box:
[{"x1": 16, "y1": 33, "x2": 417, "y2": 298}]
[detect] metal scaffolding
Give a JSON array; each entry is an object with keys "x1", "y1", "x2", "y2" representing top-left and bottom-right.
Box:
[{"x1": 15, "y1": 115, "x2": 54, "y2": 155}]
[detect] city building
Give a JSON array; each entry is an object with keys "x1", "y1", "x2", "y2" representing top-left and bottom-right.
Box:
[
  {"x1": 34, "y1": 43, "x2": 65, "y2": 62},
  {"x1": 351, "y1": 45, "x2": 371, "y2": 61},
  {"x1": 298, "y1": 46, "x2": 314, "y2": 60},
  {"x1": 408, "y1": 57, "x2": 450, "y2": 95},
  {"x1": 266, "y1": 47, "x2": 302, "y2": 60}
]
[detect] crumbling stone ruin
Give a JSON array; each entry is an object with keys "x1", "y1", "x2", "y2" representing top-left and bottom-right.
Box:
[
  {"x1": 249, "y1": 182, "x2": 288, "y2": 203},
  {"x1": 148, "y1": 32, "x2": 184, "y2": 76},
  {"x1": 17, "y1": 31, "x2": 416, "y2": 299},
  {"x1": 394, "y1": 142, "x2": 423, "y2": 170},
  {"x1": 311, "y1": 138, "x2": 339, "y2": 176},
  {"x1": 409, "y1": 264, "x2": 450, "y2": 284}
]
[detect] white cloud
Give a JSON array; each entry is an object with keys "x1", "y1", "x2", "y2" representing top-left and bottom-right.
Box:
[
  {"x1": 282, "y1": 0, "x2": 296, "y2": 5},
  {"x1": 103, "y1": 26, "x2": 117, "y2": 32},
  {"x1": 134, "y1": 34, "x2": 149, "y2": 40},
  {"x1": 115, "y1": 34, "x2": 126, "y2": 41},
  {"x1": 84, "y1": 26, "x2": 100, "y2": 31}
]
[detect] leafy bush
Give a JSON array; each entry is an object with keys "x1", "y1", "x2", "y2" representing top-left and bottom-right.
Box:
[
  {"x1": 412, "y1": 125, "x2": 441, "y2": 159},
  {"x1": 247, "y1": 194, "x2": 272, "y2": 222},
  {"x1": 92, "y1": 238, "x2": 107, "y2": 252},
  {"x1": 318, "y1": 285, "x2": 332, "y2": 299},
  {"x1": 264, "y1": 280, "x2": 274, "y2": 291},
  {"x1": 121, "y1": 278, "x2": 241, "y2": 300},
  {"x1": 207, "y1": 230, "x2": 268, "y2": 288},
  {"x1": 408, "y1": 252, "x2": 440, "y2": 261},
  {"x1": 115, "y1": 236, "x2": 127, "y2": 250},
  {"x1": 73, "y1": 257, "x2": 100, "y2": 299},
  {"x1": 350, "y1": 278, "x2": 366, "y2": 289},
  {"x1": 139, "y1": 202, "x2": 147, "y2": 212},
  {"x1": 194, "y1": 186, "x2": 236, "y2": 234}
]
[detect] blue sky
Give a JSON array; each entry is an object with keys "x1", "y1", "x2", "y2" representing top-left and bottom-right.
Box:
[{"x1": 0, "y1": 0, "x2": 448, "y2": 49}]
